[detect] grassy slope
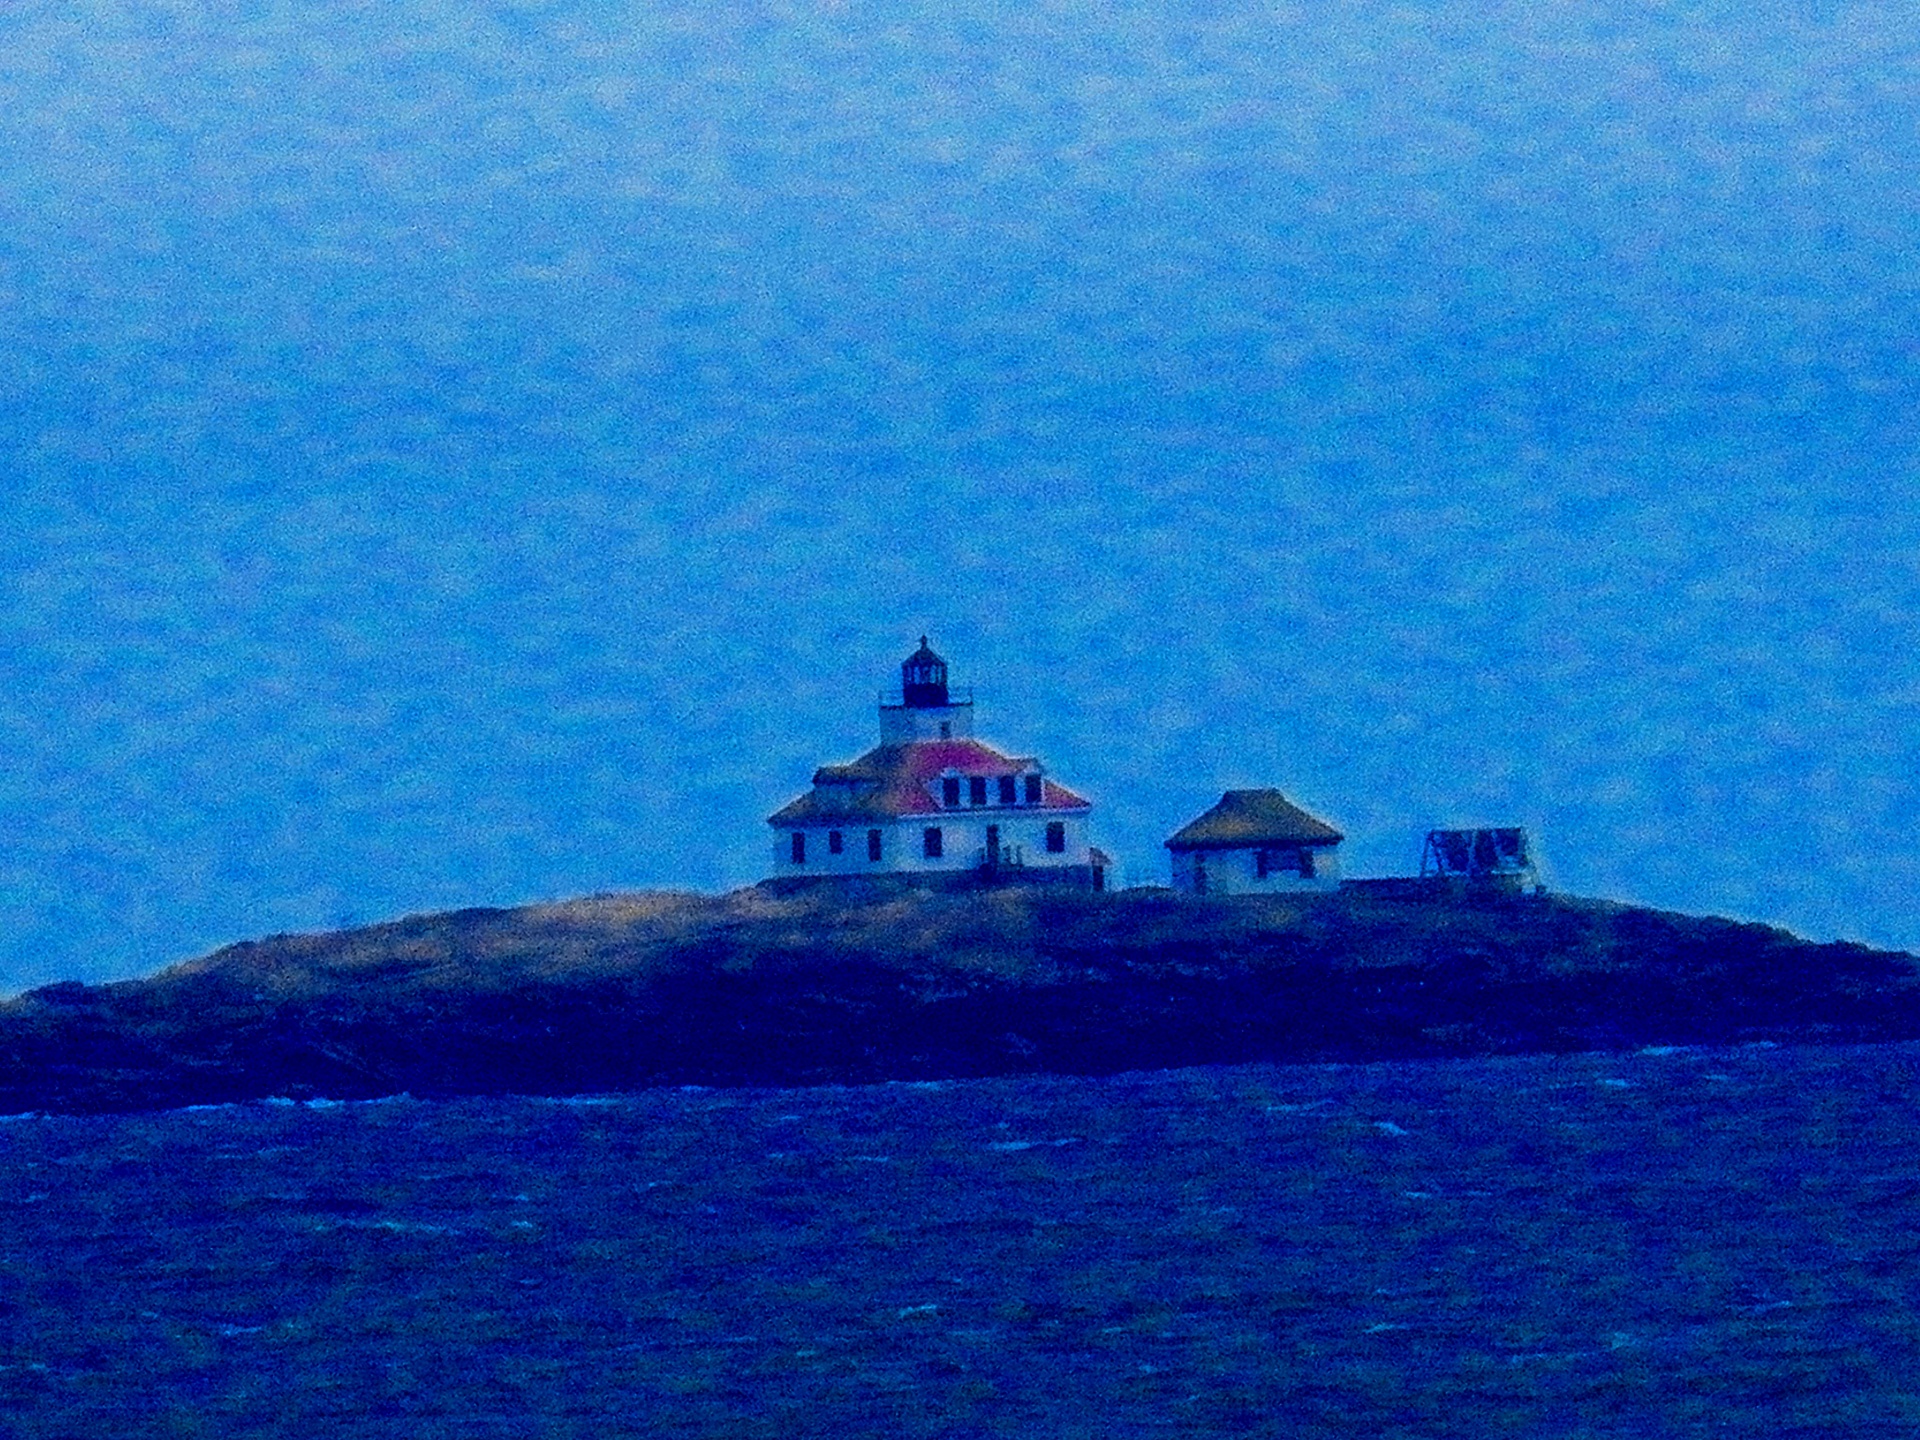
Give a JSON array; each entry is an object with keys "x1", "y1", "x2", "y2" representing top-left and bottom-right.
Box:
[{"x1": 2, "y1": 882, "x2": 1916, "y2": 1114}]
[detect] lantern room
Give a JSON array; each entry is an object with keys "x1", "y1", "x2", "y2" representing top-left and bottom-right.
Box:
[
  {"x1": 880, "y1": 638, "x2": 974, "y2": 742},
  {"x1": 901, "y1": 638, "x2": 949, "y2": 708}
]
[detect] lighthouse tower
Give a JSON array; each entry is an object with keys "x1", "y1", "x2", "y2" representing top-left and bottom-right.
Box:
[{"x1": 880, "y1": 637, "x2": 974, "y2": 742}]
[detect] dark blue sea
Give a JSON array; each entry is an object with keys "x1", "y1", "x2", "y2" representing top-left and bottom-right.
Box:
[{"x1": 5, "y1": 1042, "x2": 1919, "y2": 1436}]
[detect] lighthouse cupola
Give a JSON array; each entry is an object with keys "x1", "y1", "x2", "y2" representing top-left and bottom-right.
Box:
[
  {"x1": 879, "y1": 636, "x2": 974, "y2": 741},
  {"x1": 901, "y1": 637, "x2": 949, "y2": 708}
]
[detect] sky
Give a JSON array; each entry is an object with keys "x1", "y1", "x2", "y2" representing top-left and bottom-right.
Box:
[{"x1": 1, "y1": 0, "x2": 1918, "y2": 992}]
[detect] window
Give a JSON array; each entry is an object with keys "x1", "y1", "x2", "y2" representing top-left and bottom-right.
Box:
[
  {"x1": 942, "y1": 776, "x2": 960, "y2": 807},
  {"x1": 791, "y1": 832, "x2": 806, "y2": 864},
  {"x1": 923, "y1": 827, "x2": 943, "y2": 858},
  {"x1": 998, "y1": 776, "x2": 1016, "y2": 804},
  {"x1": 1024, "y1": 775, "x2": 1042, "y2": 804},
  {"x1": 969, "y1": 776, "x2": 987, "y2": 806},
  {"x1": 828, "y1": 830, "x2": 843, "y2": 855},
  {"x1": 1046, "y1": 821, "x2": 1065, "y2": 853},
  {"x1": 867, "y1": 828, "x2": 882, "y2": 862},
  {"x1": 939, "y1": 722, "x2": 951, "y2": 738},
  {"x1": 1258, "y1": 847, "x2": 1313, "y2": 879}
]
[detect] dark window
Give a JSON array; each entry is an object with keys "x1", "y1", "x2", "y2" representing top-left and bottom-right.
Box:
[
  {"x1": 867, "y1": 828, "x2": 883, "y2": 861},
  {"x1": 790, "y1": 832, "x2": 806, "y2": 864},
  {"x1": 969, "y1": 776, "x2": 987, "y2": 806},
  {"x1": 1046, "y1": 821, "x2": 1065, "y2": 853},
  {"x1": 828, "y1": 830, "x2": 843, "y2": 855},
  {"x1": 939, "y1": 722, "x2": 951, "y2": 737},
  {"x1": 1259, "y1": 847, "x2": 1312, "y2": 878},
  {"x1": 942, "y1": 777, "x2": 960, "y2": 807},
  {"x1": 923, "y1": 827, "x2": 943, "y2": 858},
  {"x1": 1024, "y1": 775, "x2": 1042, "y2": 804},
  {"x1": 998, "y1": 776, "x2": 1016, "y2": 804}
]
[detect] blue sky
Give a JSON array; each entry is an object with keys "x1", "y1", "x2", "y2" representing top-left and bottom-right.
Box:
[{"x1": 1, "y1": 0, "x2": 1917, "y2": 990}]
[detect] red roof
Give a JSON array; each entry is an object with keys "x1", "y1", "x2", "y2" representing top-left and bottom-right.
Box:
[
  {"x1": 769, "y1": 740, "x2": 1090, "y2": 825},
  {"x1": 814, "y1": 738, "x2": 1030, "y2": 784}
]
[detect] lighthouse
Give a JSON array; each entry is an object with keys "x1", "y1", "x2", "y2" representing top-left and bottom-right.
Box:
[
  {"x1": 767, "y1": 640, "x2": 1108, "y2": 887},
  {"x1": 880, "y1": 637, "x2": 974, "y2": 742}
]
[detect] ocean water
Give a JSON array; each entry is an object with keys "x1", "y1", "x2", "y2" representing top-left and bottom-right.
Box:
[{"x1": 5, "y1": 1043, "x2": 1919, "y2": 1436}]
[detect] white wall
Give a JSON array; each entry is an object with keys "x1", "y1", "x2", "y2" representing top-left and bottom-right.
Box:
[
  {"x1": 1170, "y1": 845, "x2": 1341, "y2": 894},
  {"x1": 770, "y1": 813, "x2": 1094, "y2": 876},
  {"x1": 877, "y1": 702, "x2": 975, "y2": 743}
]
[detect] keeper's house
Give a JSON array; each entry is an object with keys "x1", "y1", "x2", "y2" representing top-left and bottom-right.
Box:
[
  {"x1": 1165, "y1": 789, "x2": 1343, "y2": 894},
  {"x1": 768, "y1": 640, "x2": 1108, "y2": 887}
]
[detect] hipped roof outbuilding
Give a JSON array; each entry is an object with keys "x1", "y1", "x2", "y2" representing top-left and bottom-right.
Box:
[{"x1": 1165, "y1": 790, "x2": 1344, "y2": 851}]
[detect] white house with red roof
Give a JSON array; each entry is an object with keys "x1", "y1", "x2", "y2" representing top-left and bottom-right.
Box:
[{"x1": 768, "y1": 640, "x2": 1108, "y2": 887}]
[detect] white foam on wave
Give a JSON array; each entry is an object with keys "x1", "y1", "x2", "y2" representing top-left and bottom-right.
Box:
[
  {"x1": 270, "y1": 1092, "x2": 418, "y2": 1112},
  {"x1": 311, "y1": 1217, "x2": 453, "y2": 1235},
  {"x1": 985, "y1": 1137, "x2": 1080, "y2": 1151}
]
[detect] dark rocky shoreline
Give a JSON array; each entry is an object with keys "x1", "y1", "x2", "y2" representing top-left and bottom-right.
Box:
[{"x1": 3, "y1": 881, "x2": 1915, "y2": 1115}]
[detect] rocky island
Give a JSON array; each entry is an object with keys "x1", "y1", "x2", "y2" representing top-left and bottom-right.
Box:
[{"x1": 2, "y1": 879, "x2": 1915, "y2": 1115}]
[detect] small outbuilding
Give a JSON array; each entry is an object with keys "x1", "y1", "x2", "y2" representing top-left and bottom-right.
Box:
[
  {"x1": 1165, "y1": 789, "x2": 1344, "y2": 895},
  {"x1": 1421, "y1": 827, "x2": 1540, "y2": 894}
]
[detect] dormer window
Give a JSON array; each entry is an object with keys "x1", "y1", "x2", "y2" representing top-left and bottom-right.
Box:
[
  {"x1": 942, "y1": 776, "x2": 961, "y2": 807},
  {"x1": 998, "y1": 776, "x2": 1016, "y2": 804},
  {"x1": 1024, "y1": 774, "x2": 1042, "y2": 804},
  {"x1": 969, "y1": 776, "x2": 987, "y2": 806}
]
